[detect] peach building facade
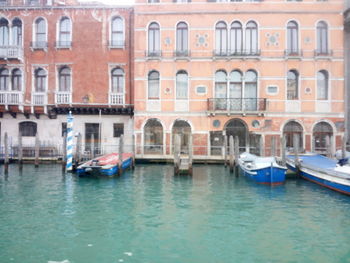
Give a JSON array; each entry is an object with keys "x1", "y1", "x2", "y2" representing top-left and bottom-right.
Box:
[{"x1": 133, "y1": 0, "x2": 345, "y2": 159}]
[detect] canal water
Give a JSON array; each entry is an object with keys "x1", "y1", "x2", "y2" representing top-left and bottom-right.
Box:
[{"x1": 1, "y1": 164, "x2": 350, "y2": 263}]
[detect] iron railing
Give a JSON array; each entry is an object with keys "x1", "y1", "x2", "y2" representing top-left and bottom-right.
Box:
[
  {"x1": 174, "y1": 50, "x2": 190, "y2": 57},
  {"x1": 145, "y1": 50, "x2": 162, "y2": 58},
  {"x1": 314, "y1": 49, "x2": 333, "y2": 57},
  {"x1": 207, "y1": 98, "x2": 267, "y2": 112},
  {"x1": 30, "y1": 41, "x2": 48, "y2": 49},
  {"x1": 284, "y1": 49, "x2": 303, "y2": 57},
  {"x1": 55, "y1": 41, "x2": 72, "y2": 49},
  {"x1": 213, "y1": 49, "x2": 261, "y2": 57}
]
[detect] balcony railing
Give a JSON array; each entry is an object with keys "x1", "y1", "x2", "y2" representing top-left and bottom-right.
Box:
[
  {"x1": 32, "y1": 92, "x2": 47, "y2": 105},
  {"x1": 284, "y1": 49, "x2": 303, "y2": 57},
  {"x1": 55, "y1": 41, "x2": 72, "y2": 49},
  {"x1": 30, "y1": 41, "x2": 48, "y2": 50},
  {"x1": 213, "y1": 49, "x2": 261, "y2": 57},
  {"x1": 55, "y1": 92, "x2": 71, "y2": 104},
  {"x1": 108, "y1": 40, "x2": 125, "y2": 48},
  {"x1": 110, "y1": 93, "x2": 124, "y2": 105},
  {"x1": 174, "y1": 50, "x2": 190, "y2": 58},
  {"x1": 314, "y1": 49, "x2": 333, "y2": 57},
  {"x1": 207, "y1": 98, "x2": 267, "y2": 113},
  {"x1": 0, "y1": 46, "x2": 23, "y2": 60},
  {"x1": 145, "y1": 50, "x2": 162, "y2": 58},
  {"x1": 0, "y1": 91, "x2": 23, "y2": 105}
]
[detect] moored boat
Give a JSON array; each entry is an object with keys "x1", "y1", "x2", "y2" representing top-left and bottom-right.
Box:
[
  {"x1": 76, "y1": 152, "x2": 133, "y2": 177},
  {"x1": 238, "y1": 152, "x2": 287, "y2": 185},
  {"x1": 286, "y1": 153, "x2": 350, "y2": 196}
]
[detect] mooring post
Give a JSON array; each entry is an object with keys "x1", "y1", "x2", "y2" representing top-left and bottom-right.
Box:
[
  {"x1": 259, "y1": 135, "x2": 264, "y2": 157},
  {"x1": 271, "y1": 136, "x2": 276, "y2": 157},
  {"x1": 224, "y1": 135, "x2": 228, "y2": 167},
  {"x1": 234, "y1": 136, "x2": 240, "y2": 176},
  {"x1": 62, "y1": 132, "x2": 67, "y2": 171},
  {"x1": 4, "y1": 132, "x2": 9, "y2": 173},
  {"x1": 174, "y1": 134, "x2": 181, "y2": 175},
  {"x1": 91, "y1": 134, "x2": 95, "y2": 160},
  {"x1": 131, "y1": 134, "x2": 135, "y2": 169},
  {"x1": 76, "y1": 133, "x2": 82, "y2": 166},
  {"x1": 189, "y1": 134, "x2": 193, "y2": 175},
  {"x1": 281, "y1": 136, "x2": 286, "y2": 166},
  {"x1": 229, "y1": 135, "x2": 234, "y2": 173},
  {"x1": 118, "y1": 135, "x2": 124, "y2": 176},
  {"x1": 342, "y1": 135, "x2": 346, "y2": 159},
  {"x1": 35, "y1": 133, "x2": 40, "y2": 168},
  {"x1": 325, "y1": 135, "x2": 331, "y2": 158},
  {"x1": 293, "y1": 134, "x2": 300, "y2": 169},
  {"x1": 18, "y1": 131, "x2": 23, "y2": 169}
]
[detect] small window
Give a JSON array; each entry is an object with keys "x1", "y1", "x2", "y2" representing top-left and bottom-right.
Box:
[
  {"x1": 267, "y1": 85, "x2": 278, "y2": 95},
  {"x1": 62, "y1": 122, "x2": 67, "y2": 136},
  {"x1": 19, "y1": 121, "x2": 37, "y2": 137},
  {"x1": 196, "y1": 85, "x2": 207, "y2": 95},
  {"x1": 113, "y1": 123, "x2": 124, "y2": 137}
]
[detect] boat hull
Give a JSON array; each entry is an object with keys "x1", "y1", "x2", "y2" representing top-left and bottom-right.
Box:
[
  {"x1": 238, "y1": 164, "x2": 286, "y2": 185},
  {"x1": 286, "y1": 161, "x2": 350, "y2": 196}
]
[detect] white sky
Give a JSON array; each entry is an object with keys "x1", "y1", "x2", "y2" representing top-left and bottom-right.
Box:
[{"x1": 79, "y1": 0, "x2": 135, "y2": 5}]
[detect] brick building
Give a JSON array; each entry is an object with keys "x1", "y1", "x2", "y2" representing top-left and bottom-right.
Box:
[
  {"x1": 0, "y1": 0, "x2": 134, "y2": 154},
  {"x1": 133, "y1": 0, "x2": 346, "y2": 159}
]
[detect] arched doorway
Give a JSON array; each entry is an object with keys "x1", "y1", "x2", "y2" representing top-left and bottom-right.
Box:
[
  {"x1": 144, "y1": 119, "x2": 163, "y2": 154},
  {"x1": 225, "y1": 119, "x2": 248, "y2": 153},
  {"x1": 172, "y1": 120, "x2": 191, "y2": 154},
  {"x1": 283, "y1": 120, "x2": 303, "y2": 150},
  {"x1": 313, "y1": 122, "x2": 333, "y2": 153}
]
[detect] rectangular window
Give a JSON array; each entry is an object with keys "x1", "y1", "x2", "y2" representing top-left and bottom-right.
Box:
[
  {"x1": 113, "y1": 123, "x2": 124, "y2": 137},
  {"x1": 62, "y1": 122, "x2": 67, "y2": 137}
]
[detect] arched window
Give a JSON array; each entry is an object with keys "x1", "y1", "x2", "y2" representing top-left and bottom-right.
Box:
[
  {"x1": 176, "y1": 70, "x2": 188, "y2": 99},
  {"x1": 35, "y1": 68, "x2": 46, "y2": 92},
  {"x1": 0, "y1": 68, "x2": 9, "y2": 91},
  {"x1": 287, "y1": 70, "x2": 298, "y2": 100},
  {"x1": 144, "y1": 119, "x2": 163, "y2": 154},
  {"x1": 59, "y1": 67, "x2": 71, "y2": 92},
  {"x1": 11, "y1": 18, "x2": 22, "y2": 46},
  {"x1": 229, "y1": 70, "x2": 242, "y2": 110},
  {"x1": 111, "y1": 68, "x2": 124, "y2": 93},
  {"x1": 172, "y1": 120, "x2": 191, "y2": 154},
  {"x1": 58, "y1": 17, "x2": 71, "y2": 46},
  {"x1": 245, "y1": 21, "x2": 258, "y2": 55},
  {"x1": 317, "y1": 70, "x2": 328, "y2": 100},
  {"x1": 0, "y1": 18, "x2": 9, "y2": 46},
  {"x1": 215, "y1": 70, "x2": 227, "y2": 110},
  {"x1": 148, "y1": 70, "x2": 159, "y2": 99},
  {"x1": 283, "y1": 121, "x2": 303, "y2": 149},
  {"x1": 245, "y1": 70, "x2": 258, "y2": 110},
  {"x1": 313, "y1": 122, "x2": 333, "y2": 153},
  {"x1": 287, "y1": 21, "x2": 298, "y2": 54},
  {"x1": 11, "y1": 69, "x2": 21, "y2": 91},
  {"x1": 230, "y1": 21, "x2": 242, "y2": 55},
  {"x1": 317, "y1": 21, "x2": 328, "y2": 55},
  {"x1": 148, "y1": 22, "x2": 160, "y2": 55},
  {"x1": 35, "y1": 18, "x2": 46, "y2": 47},
  {"x1": 176, "y1": 22, "x2": 188, "y2": 55},
  {"x1": 111, "y1": 17, "x2": 124, "y2": 47},
  {"x1": 215, "y1": 21, "x2": 227, "y2": 56},
  {"x1": 19, "y1": 121, "x2": 37, "y2": 137}
]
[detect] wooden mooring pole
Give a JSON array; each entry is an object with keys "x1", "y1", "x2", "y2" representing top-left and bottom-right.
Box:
[
  {"x1": 4, "y1": 132, "x2": 9, "y2": 173},
  {"x1": 75, "y1": 133, "x2": 82, "y2": 169},
  {"x1": 132, "y1": 134, "x2": 135, "y2": 169},
  {"x1": 18, "y1": 132, "x2": 23, "y2": 169},
  {"x1": 34, "y1": 133, "x2": 40, "y2": 168},
  {"x1": 224, "y1": 135, "x2": 228, "y2": 167},
  {"x1": 259, "y1": 136, "x2": 264, "y2": 157},
  {"x1": 281, "y1": 136, "x2": 286, "y2": 166},
  {"x1": 91, "y1": 134, "x2": 95, "y2": 160},
  {"x1": 325, "y1": 135, "x2": 332, "y2": 159},
  {"x1": 118, "y1": 135, "x2": 124, "y2": 176},
  {"x1": 234, "y1": 136, "x2": 240, "y2": 176},
  {"x1": 229, "y1": 136, "x2": 234, "y2": 173},
  {"x1": 174, "y1": 134, "x2": 181, "y2": 175},
  {"x1": 342, "y1": 135, "x2": 346, "y2": 159},
  {"x1": 188, "y1": 134, "x2": 193, "y2": 175},
  {"x1": 271, "y1": 136, "x2": 276, "y2": 157}
]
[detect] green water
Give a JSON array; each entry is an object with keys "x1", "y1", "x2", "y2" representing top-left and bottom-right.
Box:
[{"x1": 1, "y1": 164, "x2": 350, "y2": 263}]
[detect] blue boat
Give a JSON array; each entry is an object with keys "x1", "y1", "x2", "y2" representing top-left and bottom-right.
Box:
[
  {"x1": 286, "y1": 153, "x2": 350, "y2": 196},
  {"x1": 238, "y1": 152, "x2": 287, "y2": 185},
  {"x1": 76, "y1": 152, "x2": 134, "y2": 177}
]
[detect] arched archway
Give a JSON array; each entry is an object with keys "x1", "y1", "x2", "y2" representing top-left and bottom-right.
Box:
[
  {"x1": 172, "y1": 120, "x2": 191, "y2": 154},
  {"x1": 313, "y1": 121, "x2": 333, "y2": 153},
  {"x1": 283, "y1": 120, "x2": 303, "y2": 149},
  {"x1": 225, "y1": 119, "x2": 248, "y2": 152},
  {"x1": 144, "y1": 119, "x2": 163, "y2": 154}
]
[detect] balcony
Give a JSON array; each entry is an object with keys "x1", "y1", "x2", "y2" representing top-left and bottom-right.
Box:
[
  {"x1": 213, "y1": 49, "x2": 261, "y2": 58},
  {"x1": 314, "y1": 49, "x2": 333, "y2": 58},
  {"x1": 145, "y1": 50, "x2": 162, "y2": 59},
  {"x1": 55, "y1": 41, "x2": 72, "y2": 49},
  {"x1": 55, "y1": 92, "x2": 71, "y2": 104},
  {"x1": 108, "y1": 40, "x2": 125, "y2": 49},
  {"x1": 0, "y1": 91, "x2": 23, "y2": 105},
  {"x1": 109, "y1": 93, "x2": 124, "y2": 105},
  {"x1": 30, "y1": 41, "x2": 48, "y2": 50},
  {"x1": 32, "y1": 92, "x2": 47, "y2": 105},
  {"x1": 0, "y1": 46, "x2": 23, "y2": 60},
  {"x1": 174, "y1": 50, "x2": 190, "y2": 58},
  {"x1": 207, "y1": 98, "x2": 267, "y2": 114},
  {"x1": 284, "y1": 49, "x2": 303, "y2": 59}
]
